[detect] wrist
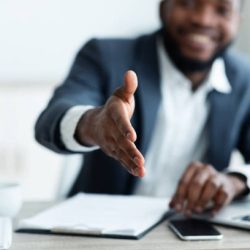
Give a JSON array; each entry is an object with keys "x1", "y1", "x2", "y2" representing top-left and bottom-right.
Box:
[
  {"x1": 74, "y1": 107, "x2": 102, "y2": 146},
  {"x1": 227, "y1": 173, "x2": 248, "y2": 198}
]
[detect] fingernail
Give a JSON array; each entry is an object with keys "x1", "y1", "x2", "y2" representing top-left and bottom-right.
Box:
[
  {"x1": 175, "y1": 204, "x2": 182, "y2": 212},
  {"x1": 195, "y1": 206, "x2": 202, "y2": 213},
  {"x1": 211, "y1": 210, "x2": 217, "y2": 216},
  {"x1": 185, "y1": 210, "x2": 192, "y2": 217}
]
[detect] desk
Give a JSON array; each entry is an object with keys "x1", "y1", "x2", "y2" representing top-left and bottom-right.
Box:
[{"x1": 11, "y1": 202, "x2": 250, "y2": 250}]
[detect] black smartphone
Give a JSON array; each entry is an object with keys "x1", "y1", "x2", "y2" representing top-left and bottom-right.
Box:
[{"x1": 168, "y1": 218, "x2": 223, "y2": 241}]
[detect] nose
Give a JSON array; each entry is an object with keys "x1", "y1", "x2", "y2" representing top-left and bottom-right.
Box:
[{"x1": 190, "y1": 6, "x2": 216, "y2": 28}]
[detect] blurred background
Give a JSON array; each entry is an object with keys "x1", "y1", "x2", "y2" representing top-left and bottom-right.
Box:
[{"x1": 0, "y1": 0, "x2": 249, "y2": 201}]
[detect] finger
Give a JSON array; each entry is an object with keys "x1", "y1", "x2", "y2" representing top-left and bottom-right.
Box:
[
  {"x1": 101, "y1": 134, "x2": 121, "y2": 159},
  {"x1": 113, "y1": 70, "x2": 138, "y2": 103},
  {"x1": 108, "y1": 115, "x2": 136, "y2": 145},
  {"x1": 110, "y1": 71, "x2": 138, "y2": 142},
  {"x1": 101, "y1": 118, "x2": 144, "y2": 173},
  {"x1": 170, "y1": 162, "x2": 203, "y2": 211},
  {"x1": 109, "y1": 146, "x2": 145, "y2": 177},
  {"x1": 119, "y1": 138, "x2": 145, "y2": 167},
  {"x1": 108, "y1": 99, "x2": 137, "y2": 142},
  {"x1": 114, "y1": 134, "x2": 145, "y2": 168},
  {"x1": 195, "y1": 176, "x2": 221, "y2": 213},
  {"x1": 185, "y1": 168, "x2": 212, "y2": 212},
  {"x1": 116, "y1": 148, "x2": 145, "y2": 177},
  {"x1": 212, "y1": 188, "x2": 230, "y2": 213}
]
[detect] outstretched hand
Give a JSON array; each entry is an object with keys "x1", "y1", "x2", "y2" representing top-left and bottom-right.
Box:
[{"x1": 75, "y1": 70, "x2": 145, "y2": 177}]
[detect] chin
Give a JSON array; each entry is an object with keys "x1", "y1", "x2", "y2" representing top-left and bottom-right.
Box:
[{"x1": 181, "y1": 50, "x2": 216, "y2": 63}]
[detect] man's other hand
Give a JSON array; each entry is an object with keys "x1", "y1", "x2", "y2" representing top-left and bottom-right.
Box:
[
  {"x1": 75, "y1": 70, "x2": 145, "y2": 177},
  {"x1": 169, "y1": 161, "x2": 247, "y2": 215}
]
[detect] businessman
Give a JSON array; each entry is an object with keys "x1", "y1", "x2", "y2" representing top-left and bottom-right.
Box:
[{"x1": 36, "y1": 0, "x2": 250, "y2": 215}]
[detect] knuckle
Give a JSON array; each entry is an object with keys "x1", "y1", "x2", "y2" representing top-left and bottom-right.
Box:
[
  {"x1": 116, "y1": 134, "x2": 125, "y2": 144},
  {"x1": 191, "y1": 180, "x2": 202, "y2": 189},
  {"x1": 207, "y1": 179, "x2": 218, "y2": 190},
  {"x1": 113, "y1": 87, "x2": 123, "y2": 99},
  {"x1": 205, "y1": 164, "x2": 216, "y2": 174},
  {"x1": 115, "y1": 148, "x2": 123, "y2": 158},
  {"x1": 118, "y1": 138, "x2": 126, "y2": 147},
  {"x1": 187, "y1": 162, "x2": 196, "y2": 170},
  {"x1": 179, "y1": 179, "x2": 188, "y2": 187},
  {"x1": 190, "y1": 161, "x2": 202, "y2": 168},
  {"x1": 106, "y1": 100, "x2": 116, "y2": 113},
  {"x1": 216, "y1": 191, "x2": 228, "y2": 206},
  {"x1": 221, "y1": 189, "x2": 228, "y2": 199},
  {"x1": 123, "y1": 143, "x2": 135, "y2": 156}
]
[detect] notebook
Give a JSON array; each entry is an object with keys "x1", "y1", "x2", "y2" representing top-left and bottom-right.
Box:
[{"x1": 17, "y1": 193, "x2": 171, "y2": 239}]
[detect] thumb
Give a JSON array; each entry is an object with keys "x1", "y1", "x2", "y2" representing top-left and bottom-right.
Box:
[{"x1": 114, "y1": 70, "x2": 138, "y2": 103}]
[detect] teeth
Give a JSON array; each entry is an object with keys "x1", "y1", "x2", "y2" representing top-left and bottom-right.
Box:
[{"x1": 188, "y1": 34, "x2": 211, "y2": 44}]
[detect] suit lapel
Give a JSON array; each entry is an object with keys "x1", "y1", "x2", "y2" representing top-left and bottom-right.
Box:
[
  {"x1": 134, "y1": 32, "x2": 161, "y2": 156},
  {"x1": 207, "y1": 89, "x2": 240, "y2": 170},
  {"x1": 206, "y1": 52, "x2": 249, "y2": 170}
]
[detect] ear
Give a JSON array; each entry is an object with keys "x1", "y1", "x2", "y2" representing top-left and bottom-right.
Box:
[{"x1": 159, "y1": 0, "x2": 167, "y2": 24}]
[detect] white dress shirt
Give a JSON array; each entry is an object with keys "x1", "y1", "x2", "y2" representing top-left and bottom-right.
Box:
[{"x1": 60, "y1": 39, "x2": 250, "y2": 197}]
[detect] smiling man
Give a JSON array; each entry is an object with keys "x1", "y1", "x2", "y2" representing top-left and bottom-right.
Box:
[{"x1": 35, "y1": 0, "x2": 250, "y2": 215}]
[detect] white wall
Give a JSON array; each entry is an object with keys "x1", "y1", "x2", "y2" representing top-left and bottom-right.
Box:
[
  {"x1": 0, "y1": 0, "x2": 160, "y2": 86},
  {"x1": 0, "y1": 0, "x2": 250, "y2": 201},
  {"x1": 235, "y1": 1, "x2": 250, "y2": 54}
]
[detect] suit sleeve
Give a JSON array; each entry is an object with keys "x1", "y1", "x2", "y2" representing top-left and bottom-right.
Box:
[
  {"x1": 35, "y1": 39, "x2": 107, "y2": 154},
  {"x1": 238, "y1": 107, "x2": 250, "y2": 163},
  {"x1": 231, "y1": 103, "x2": 250, "y2": 195}
]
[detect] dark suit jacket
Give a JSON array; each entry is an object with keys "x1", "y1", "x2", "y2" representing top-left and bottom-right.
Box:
[{"x1": 35, "y1": 31, "x2": 250, "y2": 197}]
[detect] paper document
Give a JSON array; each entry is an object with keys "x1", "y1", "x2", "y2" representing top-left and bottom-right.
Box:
[{"x1": 17, "y1": 193, "x2": 170, "y2": 239}]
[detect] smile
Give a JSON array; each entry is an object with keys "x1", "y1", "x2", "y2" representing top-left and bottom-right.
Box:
[
  {"x1": 187, "y1": 33, "x2": 213, "y2": 46},
  {"x1": 181, "y1": 32, "x2": 217, "y2": 52}
]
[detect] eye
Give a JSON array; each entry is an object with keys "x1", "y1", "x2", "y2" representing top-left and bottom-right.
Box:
[
  {"x1": 216, "y1": 5, "x2": 232, "y2": 18},
  {"x1": 177, "y1": 0, "x2": 195, "y2": 9}
]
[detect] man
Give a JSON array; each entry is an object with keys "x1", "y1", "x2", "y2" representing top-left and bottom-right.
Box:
[{"x1": 36, "y1": 0, "x2": 250, "y2": 215}]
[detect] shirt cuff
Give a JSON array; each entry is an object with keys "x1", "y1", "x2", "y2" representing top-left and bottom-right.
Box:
[
  {"x1": 224, "y1": 164, "x2": 250, "y2": 196},
  {"x1": 60, "y1": 105, "x2": 100, "y2": 152}
]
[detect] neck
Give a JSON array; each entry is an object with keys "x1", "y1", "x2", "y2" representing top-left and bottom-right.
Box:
[{"x1": 185, "y1": 70, "x2": 210, "y2": 91}]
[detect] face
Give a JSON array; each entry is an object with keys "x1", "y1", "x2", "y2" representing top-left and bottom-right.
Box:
[{"x1": 160, "y1": 0, "x2": 241, "y2": 72}]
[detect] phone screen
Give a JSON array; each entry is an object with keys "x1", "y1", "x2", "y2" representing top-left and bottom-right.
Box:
[{"x1": 169, "y1": 218, "x2": 223, "y2": 241}]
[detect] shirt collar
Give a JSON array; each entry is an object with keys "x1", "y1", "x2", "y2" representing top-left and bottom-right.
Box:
[
  {"x1": 206, "y1": 58, "x2": 231, "y2": 94},
  {"x1": 157, "y1": 38, "x2": 232, "y2": 94}
]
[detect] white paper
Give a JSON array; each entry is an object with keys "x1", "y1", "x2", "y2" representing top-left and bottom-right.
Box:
[{"x1": 18, "y1": 193, "x2": 169, "y2": 237}]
